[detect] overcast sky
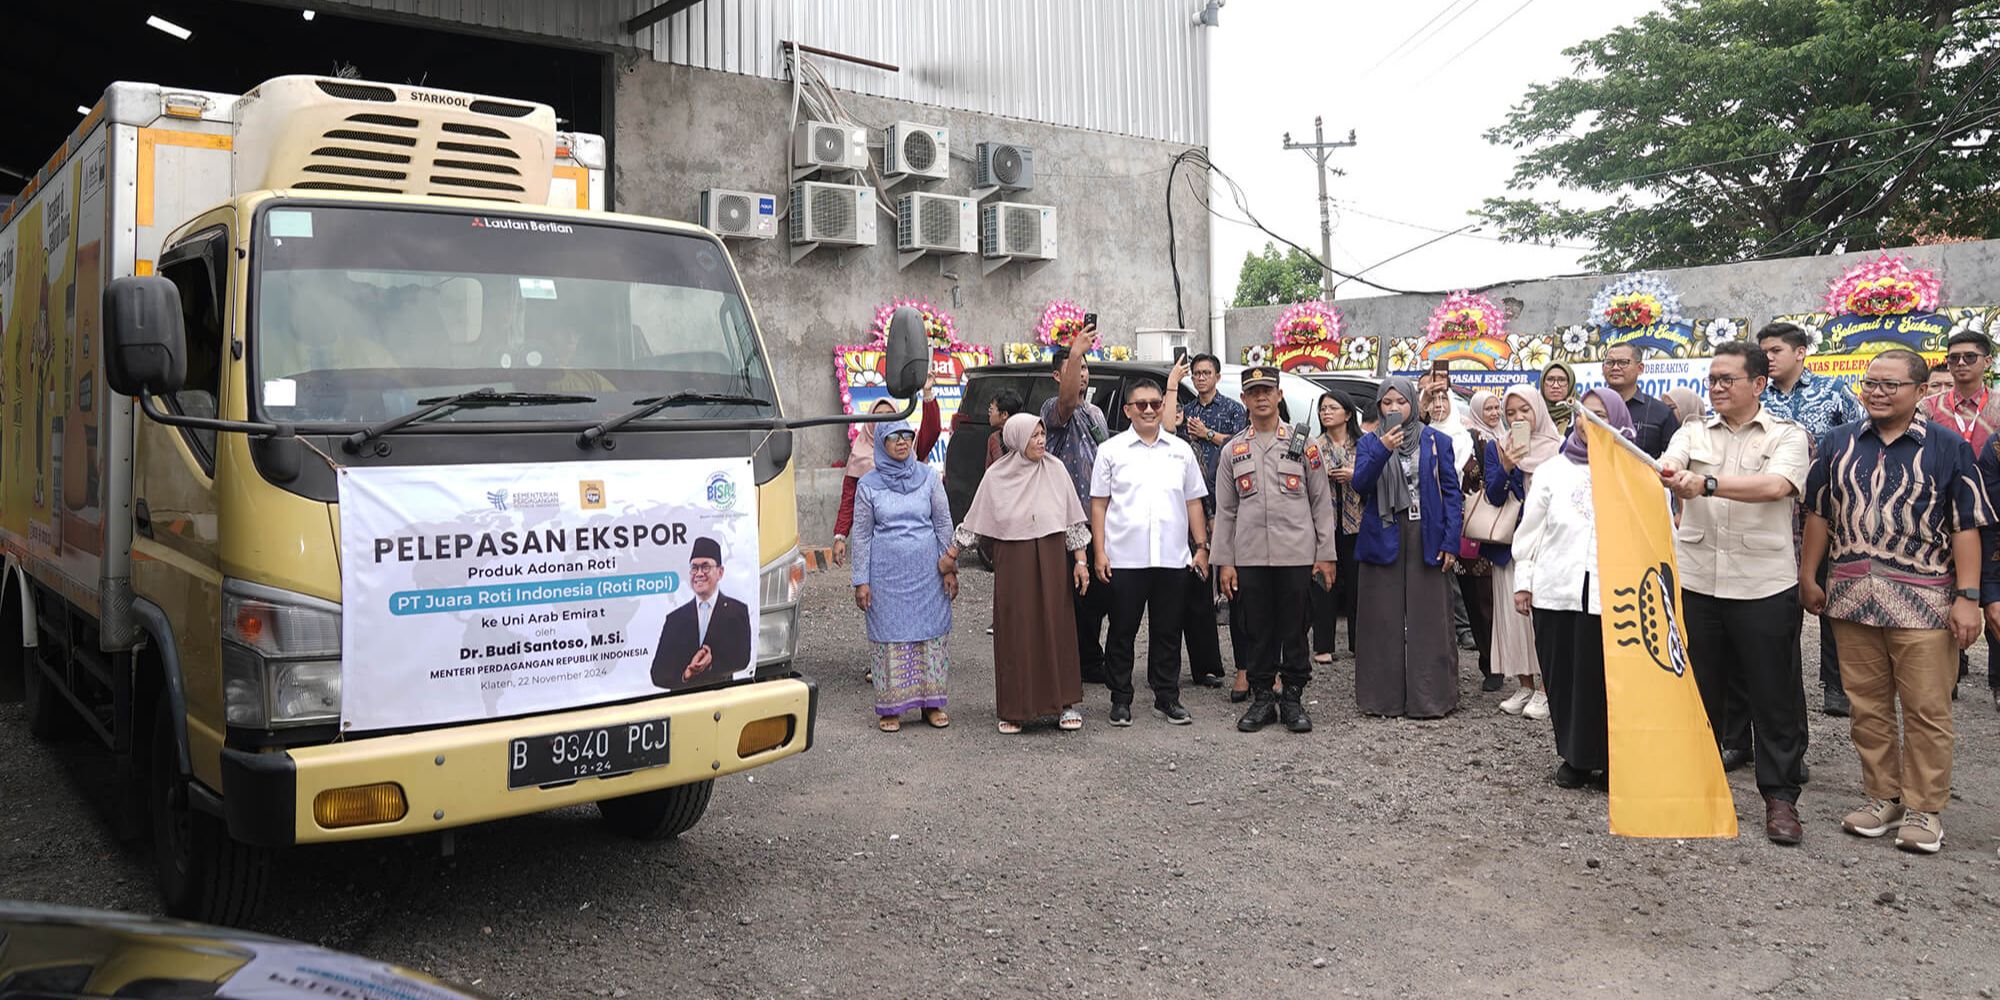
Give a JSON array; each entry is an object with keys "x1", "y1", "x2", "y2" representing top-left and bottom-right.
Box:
[{"x1": 1206, "y1": 0, "x2": 1664, "y2": 313}]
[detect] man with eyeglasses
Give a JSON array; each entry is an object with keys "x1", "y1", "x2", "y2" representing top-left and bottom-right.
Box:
[
  {"x1": 1178, "y1": 352, "x2": 1247, "y2": 686},
  {"x1": 1801, "y1": 349, "x2": 1994, "y2": 855},
  {"x1": 1659, "y1": 342, "x2": 1813, "y2": 844},
  {"x1": 1090, "y1": 379, "x2": 1210, "y2": 726},
  {"x1": 1759, "y1": 321, "x2": 1866, "y2": 718},
  {"x1": 1042, "y1": 327, "x2": 1114, "y2": 684},
  {"x1": 652, "y1": 536, "x2": 753, "y2": 689},
  {"x1": 1600, "y1": 342, "x2": 1680, "y2": 458}
]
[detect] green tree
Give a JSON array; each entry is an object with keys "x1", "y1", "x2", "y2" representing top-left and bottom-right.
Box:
[
  {"x1": 1232, "y1": 242, "x2": 1325, "y2": 307},
  {"x1": 1480, "y1": 0, "x2": 2000, "y2": 271}
]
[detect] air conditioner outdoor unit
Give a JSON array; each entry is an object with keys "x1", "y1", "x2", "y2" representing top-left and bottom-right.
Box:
[
  {"x1": 789, "y1": 181, "x2": 878, "y2": 247},
  {"x1": 981, "y1": 202, "x2": 1058, "y2": 261},
  {"x1": 699, "y1": 188, "x2": 777, "y2": 240},
  {"x1": 885, "y1": 120, "x2": 949, "y2": 181},
  {"x1": 791, "y1": 120, "x2": 870, "y2": 172},
  {"x1": 975, "y1": 142, "x2": 1034, "y2": 191},
  {"x1": 897, "y1": 192, "x2": 977, "y2": 254}
]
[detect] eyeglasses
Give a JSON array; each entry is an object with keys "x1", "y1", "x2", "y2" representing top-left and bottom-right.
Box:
[
  {"x1": 1859, "y1": 379, "x2": 1917, "y2": 394},
  {"x1": 1946, "y1": 352, "x2": 1988, "y2": 366},
  {"x1": 1127, "y1": 399, "x2": 1164, "y2": 412},
  {"x1": 1191, "y1": 368, "x2": 1218, "y2": 379},
  {"x1": 1706, "y1": 374, "x2": 1751, "y2": 388},
  {"x1": 689, "y1": 560, "x2": 719, "y2": 574},
  {"x1": 1602, "y1": 358, "x2": 1637, "y2": 369}
]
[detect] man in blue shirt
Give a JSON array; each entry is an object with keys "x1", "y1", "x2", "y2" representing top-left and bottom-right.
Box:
[
  {"x1": 1175, "y1": 353, "x2": 1247, "y2": 688},
  {"x1": 1041, "y1": 329, "x2": 1112, "y2": 683},
  {"x1": 1761, "y1": 321, "x2": 1866, "y2": 719}
]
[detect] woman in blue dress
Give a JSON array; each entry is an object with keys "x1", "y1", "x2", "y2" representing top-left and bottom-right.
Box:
[{"x1": 851, "y1": 420, "x2": 959, "y2": 732}]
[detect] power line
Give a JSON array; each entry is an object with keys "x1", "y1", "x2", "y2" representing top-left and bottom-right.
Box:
[
  {"x1": 1365, "y1": 0, "x2": 1478, "y2": 74},
  {"x1": 1594, "y1": 106, "x2": 2000, "y2": 187},
  {"x1": 1414, "y1": 0, "x2": 1537, "y2": 87},
  {"x1": 1335, "y1": 199, "x2": 1594, "y2": 250},
  {"x1": 1398, "y1": 0, "x2": 1490, "y2": 64}
]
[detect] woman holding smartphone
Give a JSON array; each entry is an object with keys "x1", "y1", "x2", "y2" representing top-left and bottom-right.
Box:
[
  {"x1": 1308, "y1": 391, "x2": 1365, "y2": 664},
  {"x1": 1352, "y1": 377, "x2": 1463, "y2": 718},
  {"x1": 1486, "y1": 384, "x2": 1564, "y2": 719}
]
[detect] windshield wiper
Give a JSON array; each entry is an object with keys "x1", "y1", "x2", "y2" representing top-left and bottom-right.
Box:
[
  {"x1": 577, "y1": 390, "x2": 772, "y2": 448},
  {"x1": 343, "y1": 389, "x2": 597, "y2": 452}
]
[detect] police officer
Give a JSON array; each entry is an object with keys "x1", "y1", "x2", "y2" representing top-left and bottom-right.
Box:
[{"x1": 1213, "y1": 366, "x2": 1340, "y2": 733}]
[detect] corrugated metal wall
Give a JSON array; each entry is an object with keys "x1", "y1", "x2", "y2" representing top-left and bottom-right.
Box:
[
  {"x1": 654, "y1": 0, "x2": 1208, "y2": 145},
  {"x1": 302, "y1": 0, "x2": 1209, "y2": 144}
]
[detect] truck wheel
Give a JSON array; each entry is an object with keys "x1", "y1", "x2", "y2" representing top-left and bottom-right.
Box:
[
  {"x1": 23, "y1": 655, "x2": 73, "y2": 741},
  {"x1": 150, "y1": 698, "x2": 271, "y2": 925},
  {"x1": 595, "y1": 779, "x2": 714, "y2": 840}
]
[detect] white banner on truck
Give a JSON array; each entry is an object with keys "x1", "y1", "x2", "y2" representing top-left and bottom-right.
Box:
[{"x1": 337, "y1": 459, "x2": 758, "y2": 731}]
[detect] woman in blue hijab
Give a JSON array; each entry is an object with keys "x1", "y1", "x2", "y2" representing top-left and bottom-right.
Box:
[{"x1": 851, "y1": 420, "x2": 959, "y2": 731}]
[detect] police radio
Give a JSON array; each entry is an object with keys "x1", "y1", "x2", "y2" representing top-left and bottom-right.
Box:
[{"x1": 1286, "y1": 422, "x2": 1309, "y2": 461}]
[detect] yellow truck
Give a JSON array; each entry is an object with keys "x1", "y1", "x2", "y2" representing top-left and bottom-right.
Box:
[{"x1": 1, "y1": 76, "x2": 924, "y2": 923}]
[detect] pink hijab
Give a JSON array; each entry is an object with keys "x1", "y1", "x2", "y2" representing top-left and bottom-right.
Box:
[
  {"x1": 1501, "y1": 383, "x2": 1565, "y2": 474},
  {"x1": 962, "y1": 414, "x2": 1086, "y2": 540},
  {"x1": 843, "y1": 400, "x2": 899, "y2": 478}
]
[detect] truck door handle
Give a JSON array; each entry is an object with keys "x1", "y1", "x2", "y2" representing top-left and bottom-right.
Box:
[{"x1": 134, "y1": 498, "x2": 153, "y2": 538}]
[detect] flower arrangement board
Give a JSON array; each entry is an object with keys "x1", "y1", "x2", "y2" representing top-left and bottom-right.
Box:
[
  {"x1": 1818, "y1": 256, "x2": 1950, "y2": 355},
  {"x1": 1002, "y1": 298, "x2": 1134, "y2": 365},
  {"x1": 834, "y1": 297, "x2": 991, "y2": 469}
]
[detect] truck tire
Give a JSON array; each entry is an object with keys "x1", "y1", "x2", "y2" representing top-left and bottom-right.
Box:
[
  {"x1": 595, "y1": 779, "x2": 714, "y2": 840},
  {"x1": 150, "y1": 698, "x2": 271, "y2": 925},
  {"x1": 23, "y1": 654, "x2": 73, "y2": 741}
]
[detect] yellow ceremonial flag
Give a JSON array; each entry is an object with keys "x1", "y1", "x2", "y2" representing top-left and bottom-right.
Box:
[{"x1": 1583, "y1": 417, "x2": 1738, "y2": 839}]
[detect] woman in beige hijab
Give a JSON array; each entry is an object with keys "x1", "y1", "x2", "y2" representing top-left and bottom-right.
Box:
[{"x1": 942, "y1": 414, "x2": 1093, "y2": 733}]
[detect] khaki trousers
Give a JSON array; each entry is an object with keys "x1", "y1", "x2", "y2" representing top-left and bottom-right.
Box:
[{"x1": 1829, "y1": 620, "x2": 1958, "y2": 813}]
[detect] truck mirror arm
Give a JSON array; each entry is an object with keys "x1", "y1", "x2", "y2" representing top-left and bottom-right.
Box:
[
  {"x1": 781, "y1": 396, "x2": 919, "y2": 430},
  {"x1": 137, "y1": 390, "x2": 284, "y2": 437}
]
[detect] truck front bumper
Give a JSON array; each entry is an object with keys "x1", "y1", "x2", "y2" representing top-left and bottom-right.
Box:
[{"x1": 219, "y1": 676, "x2": 816, "y2": 846}]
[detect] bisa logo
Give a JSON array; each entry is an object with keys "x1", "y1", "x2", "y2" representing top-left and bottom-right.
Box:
[{"x1": 705, "y1": 472, "x2": 737, "y2": 511}]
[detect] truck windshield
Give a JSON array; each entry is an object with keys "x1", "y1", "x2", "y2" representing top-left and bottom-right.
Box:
[{"x1": 251, "y1": 204, "x2": 776, "y2": 425}]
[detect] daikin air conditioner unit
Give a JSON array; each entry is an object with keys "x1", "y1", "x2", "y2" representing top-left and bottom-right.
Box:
[
  {"x1": 789, "y1": 181, "x2": 877, "y2": 247},
  {"x1": 975, "y1": 142, "x2": 1034, "y2": 191},
  {"x1": 791, "y1": 120, "x2": 870, "y2": 172},
  {"x1": 980, "y1": 202, "x2": 1058, "y2": 261},
  {"x1": 897, "y1": 192, "x2": 977, "y2": 254},
  {"x1": 885, "y1": 120, "x2": 949, "y2": 181},
  {"x1": 699, "y1": 188, "x2": 777, "y2": 240}
]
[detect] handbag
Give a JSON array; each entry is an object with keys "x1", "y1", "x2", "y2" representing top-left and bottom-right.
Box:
[{"x1": 1463, "y1": 484, "x2": 1522, "y2": 545}]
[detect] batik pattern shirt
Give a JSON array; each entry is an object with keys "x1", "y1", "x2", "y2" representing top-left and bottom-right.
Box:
[
  {"x1": 1762, "y1": 369, "x2": 1863, "y2": 447},
  {"x1": 1039, "y1": 396, "x2": 1108, "y2": 512},
  {"x1": 1805, "y1": 419, "x2": 1993, "y2": 629},
  {"x1": 1919, "y1": 387, "x2": 2000, "y2": 456},
  {"x1": 1181, "y1": 393, "x2": 1248, "y2": 515}
]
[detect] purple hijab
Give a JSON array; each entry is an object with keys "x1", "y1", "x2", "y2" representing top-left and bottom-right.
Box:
[{"x1": 1561, "y1": 387, "x2": 1636, "y2": 464}]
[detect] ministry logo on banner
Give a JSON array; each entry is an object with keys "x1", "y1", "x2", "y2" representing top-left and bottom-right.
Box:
[{"x1": 336, "y1": 458, "x2": 758, "y2": 732}]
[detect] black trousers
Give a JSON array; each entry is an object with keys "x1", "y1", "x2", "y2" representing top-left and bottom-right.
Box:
[
  {"x1": 1308, "y1": 533, "x2": 1358, "y2": 655},
  {"x1": 1106, "y1": 567, "x2": 1187, "y2": 706},
  {"x1": 1181, "y1": 567, "x2": 1224, "y2": 682},
  {"x1": 1684, "y1": 588, "x2": 1809, "y2": 802},
  {"x1": 1073, "y1": 573, "x2": 1113, "y2": 683},
  {"x1": 1236, "y1": 566, "x2": 1312, "y2": 691},
  {"x1": 1534, "y1": 607, "x2": 1608, "y2": 772},
  {"x1": 1461, "y1": 574, "x2": 1494, "y2": 677}
]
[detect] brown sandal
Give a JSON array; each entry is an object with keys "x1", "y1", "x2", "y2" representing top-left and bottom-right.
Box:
[
  {"x1": 878, "y1": 716, "x2": 901, "y2": 732},
  {"x1": 924, "y1": 708, "x2": 951, "y2": 728}
]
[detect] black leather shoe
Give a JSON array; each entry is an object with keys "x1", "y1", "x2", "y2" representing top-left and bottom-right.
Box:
[
  {"x1": 1481, "y1": 674, "x2": 1505, "y2": 692},
  {"x1": 1195, "y1": 675, "x2": 1225, "y2": 689},
  {"x1": 1823, "y1": 691, "x2": 1850, "y2": 717},
  {"x1": 1554, "y1": 762, "x2": 1588, "y2": 789},
  {"x1": 1154, "y1": 701, "x2": 1192, "y2": 725},
  {"x1": 1237, "y1": 692, "x2": 1278, "y2": 732},
  {"x1": 1720, "y1": 747, "x2": 1753, "y2": 772},
  {"x1": 1108, "y1": 703, "x2": 1133, "y2": 727},
  {"x1": 1229, "y1": 686, "x2": 1250, "y2": 703},
  {"x1": 1278, "y1": 693, "x2": 1312, "y2": 733}
]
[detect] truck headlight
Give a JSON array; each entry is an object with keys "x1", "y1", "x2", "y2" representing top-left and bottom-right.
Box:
[
  {"x1": 222, "y1": 580, "x2": 343, "y2": 728},
  {"x1": 756, "y1": 550, "x2": 807, "y2": 665}
]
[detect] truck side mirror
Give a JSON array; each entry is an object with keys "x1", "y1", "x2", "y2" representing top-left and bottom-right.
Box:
[
  {"x1": 882, "y1": 306, "x2": 929, "y2": 400},
  {"x1": 103, "y1": 276, "x2": 188, "y2": 398}
]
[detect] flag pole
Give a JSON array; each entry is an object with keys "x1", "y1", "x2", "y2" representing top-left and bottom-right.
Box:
[{"x1": 1574, "y1": 404, "x2": 1663, "y2": 474}]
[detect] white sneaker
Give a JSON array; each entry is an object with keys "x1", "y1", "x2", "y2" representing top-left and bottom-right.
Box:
[
  {"x1": 1498, "y1": 688, "x2": 1533, "y2": 715},
  {"x1": 1523, "y1": 691, "x2": 1550, "y2": 720}
]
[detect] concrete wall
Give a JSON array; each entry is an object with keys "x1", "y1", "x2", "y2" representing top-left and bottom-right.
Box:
[
  {"x1": 615, "y1": 62, "x2": 1209, "y2": 542},
  {"x1": 1224, "y1": 239, "x2": 2000, "y2": 362}
]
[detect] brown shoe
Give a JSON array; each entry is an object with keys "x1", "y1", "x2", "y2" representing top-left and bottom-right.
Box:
[{"x1": 1764, "y1": 796, "x2": 1803, "y2": 845}]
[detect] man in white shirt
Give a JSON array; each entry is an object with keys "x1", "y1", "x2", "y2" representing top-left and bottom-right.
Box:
[{"x1": 1091, "y1": 379, "x2": 1210, "y2": 726}]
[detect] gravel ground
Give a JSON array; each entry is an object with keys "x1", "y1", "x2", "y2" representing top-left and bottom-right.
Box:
[{"x1": 6, "y1": 567, "x2": 2000, "y2": 998}]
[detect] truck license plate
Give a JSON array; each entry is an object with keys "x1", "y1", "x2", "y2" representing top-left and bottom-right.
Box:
[{"x1": 508, "y1": 718, "x2": 670, "y2": 789}]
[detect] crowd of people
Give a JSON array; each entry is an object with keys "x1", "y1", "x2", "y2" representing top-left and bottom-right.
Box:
[{"x1": 834, "y1": 321, "x2": 2000, "y2": 855}]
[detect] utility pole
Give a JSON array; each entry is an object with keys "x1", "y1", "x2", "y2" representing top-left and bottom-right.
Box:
[{"x1": 1282, "y1": 117, "x2": 1356, "y2": 304}]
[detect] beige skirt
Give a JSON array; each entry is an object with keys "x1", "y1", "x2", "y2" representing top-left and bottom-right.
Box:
[{"x1": 1490, "y1": 559, "x2": 1540, "y2": 680}]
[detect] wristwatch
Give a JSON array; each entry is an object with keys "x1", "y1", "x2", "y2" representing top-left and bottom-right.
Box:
[
  {"x1": 1702, "y1": 475, "x2": 1719, "y2": 497},
  {"x1": 1958, "y1": 587, "x2": 1981, "y2": 602},
  {"x1": 1194, "y1": 542, "x2": 1211, "y2": 552}
]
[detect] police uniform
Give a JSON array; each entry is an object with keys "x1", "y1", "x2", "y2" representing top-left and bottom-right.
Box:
[{"x1": 1212, "y1": 366, "x2": 1339, "y2": 731}]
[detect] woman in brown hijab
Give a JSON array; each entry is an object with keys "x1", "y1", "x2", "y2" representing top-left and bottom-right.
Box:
[{"x1": 943, "y1": 414, "x2": 1094, "y2": 732}]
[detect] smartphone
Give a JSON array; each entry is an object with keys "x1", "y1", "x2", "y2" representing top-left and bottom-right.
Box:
[
  {"x1": 1507, "y1": 420, "x2": 1531, "y2": 451},
  {"x1": 1172, "y1": 345, "x2": 1189, "y2": 365},
  {"x1": 1377, "y1": 410, "x2": 1405, "y2": 435},
  {"x1": 1429, "y1": 360, "x2": 1450, "y2": 374},
  {"x1": 1083, "y1": 312, "x2": 1098, "y2": 328}
]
